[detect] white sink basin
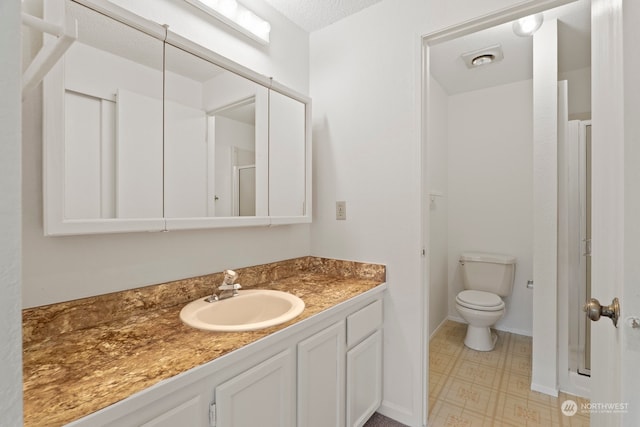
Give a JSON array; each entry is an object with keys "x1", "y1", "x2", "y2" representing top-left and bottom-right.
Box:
[{"x1": 180, "y1": 289, "x2": 305, "y2": 332}]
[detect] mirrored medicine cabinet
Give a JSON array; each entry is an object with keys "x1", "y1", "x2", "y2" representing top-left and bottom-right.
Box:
[{"x1": 43, "y1": 0, "x2": 311, "y2": 236}]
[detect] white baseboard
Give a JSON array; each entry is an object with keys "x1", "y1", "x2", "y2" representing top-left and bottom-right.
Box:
[
  {"x1": 447, "y1": 314, "x2": 466, "y2": 325},
  {"x1": 429, "y1": 317, "x2": 449, "y2": 340},
  {"x1": 531, "y1": 382, "x2": 559, "y2": 397},
  {"x1": 559, "y1": 371, "x2": 590, "y2": 399},
  {"x1": 377, "y1": 400, "x2": 420, "y2": 427},
  {"x1": 446, "y1": 315, "x2": 532, "y2": 337}
]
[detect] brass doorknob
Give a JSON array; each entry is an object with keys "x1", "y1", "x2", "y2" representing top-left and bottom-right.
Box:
[{"x1": 584, "y1": 297, "x2": 620, "y2": 327}]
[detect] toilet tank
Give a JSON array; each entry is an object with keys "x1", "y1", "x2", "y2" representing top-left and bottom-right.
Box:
[{"x1": 459, "y1": 252, "x2": 517, "y2": 297}]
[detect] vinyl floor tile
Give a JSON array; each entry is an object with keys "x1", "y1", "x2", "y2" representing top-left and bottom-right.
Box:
[{"x1": 428, "y1": 320, "x2": 590, "y2": 427}]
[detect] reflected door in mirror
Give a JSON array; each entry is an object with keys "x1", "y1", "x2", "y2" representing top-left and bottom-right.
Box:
[
  {"x1": 163, "y1": 44, "x2": 268, "y2": 218},
  {"x1": 62, "y1": 1, "x2": 164, "y2": 220}
]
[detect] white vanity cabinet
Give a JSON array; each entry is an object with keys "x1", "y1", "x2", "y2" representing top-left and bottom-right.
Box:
[
  {"x1": 214, "y1": 349, "x2": 296, "y2": 427},
  {"x1": 346, "y1": 300, "x2": 384, "y2": 427},
  {"x1": 68, "y1": 288, "x2": 385, "y2": 427},
  {"x1": 297, "y1": 321, "x2": 346, "y2": 427}
]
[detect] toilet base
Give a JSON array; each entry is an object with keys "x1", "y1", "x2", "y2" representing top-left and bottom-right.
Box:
[{"x1": 464, "y1": 325, "x2": 497, "y2": 351}]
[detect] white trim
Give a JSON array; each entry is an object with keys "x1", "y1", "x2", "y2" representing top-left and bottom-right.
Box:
[
  {"x1": 576, "y1": 120, "x2": 591, "y2": 375},
  {"x1": 423, "y1": 0, "x2": 576, "y2": 45},
  {"x1": 447, "y1": 315, "x2": 533, "y2": 337},
  {"x1": 164, "y1": 217, "x2": 270, "y2": 230},
  {"x1": 531, "y1": 382, "x2": 560, "y2": 397},
  {"x1": 558, "y1": 371, "x2": 590, "y2": 399},
  {"x1": 21, "y1": 11, "x2": 77, "y2": 97},
  {"x1": 557, "y1": 80, "x2": 571, "y2": 395},
  {"x1": 429, "y1": 317, "x2": 449, "y2": 341}
]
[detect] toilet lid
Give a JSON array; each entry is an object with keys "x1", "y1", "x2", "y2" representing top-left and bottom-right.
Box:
[{"x1": 456, "y1": 290, "x2": 505, "y2": 311}]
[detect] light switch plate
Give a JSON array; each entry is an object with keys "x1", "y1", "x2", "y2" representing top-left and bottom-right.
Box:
[{"x1": 336, "y1": 201, "x2": 346, "y2": 220}]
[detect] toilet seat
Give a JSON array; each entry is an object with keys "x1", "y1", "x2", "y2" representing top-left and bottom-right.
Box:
[{"x1": 456, "y1": 290, "x2": 505, "y2": 312}]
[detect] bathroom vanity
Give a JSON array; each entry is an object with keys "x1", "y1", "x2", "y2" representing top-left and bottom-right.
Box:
[
  {"x1": 22, "y1": 257, "x2": 386, "y2": 427},
  {"x1": 23, "y1": 2, "x2": 384, "y2": 425}
]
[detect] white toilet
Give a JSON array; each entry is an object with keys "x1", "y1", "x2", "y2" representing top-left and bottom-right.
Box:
[{"x1": 455, "y1": 252, "x2": 516, "y2": 351}]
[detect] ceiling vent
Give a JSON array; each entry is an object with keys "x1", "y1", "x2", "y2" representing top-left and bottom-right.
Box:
[{"x1": 461, "y1": 44, "x2": 504, "y2": 69}]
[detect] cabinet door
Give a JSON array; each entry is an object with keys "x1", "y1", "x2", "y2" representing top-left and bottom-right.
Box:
[
  {"x1": 346, "y1": 330, "x2": 383, "y2": 427},
  {"x1": 215, "y1": 349, "x2": 295, "y2": 427},
  {"x1": 139, "y1": 396, "x2": 201, "y2": 427},
  {"x1": 297, "y1": 321, "x2": 346, "y2": 427}
]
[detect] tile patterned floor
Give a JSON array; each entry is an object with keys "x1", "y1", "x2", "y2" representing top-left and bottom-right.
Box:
[{"x1": 429, "y1": 320, "x2": 590, "y2": 427}]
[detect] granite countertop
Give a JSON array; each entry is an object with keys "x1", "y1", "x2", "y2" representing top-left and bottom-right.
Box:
[{"x1": 22, "y1": 257, "x2": 386, "y2": 427}]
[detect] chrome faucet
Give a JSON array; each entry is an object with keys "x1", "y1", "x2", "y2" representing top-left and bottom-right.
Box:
[{"x1": 206, "y1": 269, "x2": 242, "y2": 302}]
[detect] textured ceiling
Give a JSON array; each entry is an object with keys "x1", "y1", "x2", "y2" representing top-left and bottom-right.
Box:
[{"x1": 262, "y1": 0, "x2": 384, "y2": 32}]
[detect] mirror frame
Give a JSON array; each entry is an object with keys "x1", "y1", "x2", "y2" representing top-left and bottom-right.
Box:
[{"x1": 43, "y1": 0, "x2": 311, "y2": 236}]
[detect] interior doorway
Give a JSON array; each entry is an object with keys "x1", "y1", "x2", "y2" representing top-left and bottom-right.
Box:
[{"x1": 421, "y1": 0, "x2": 591, "y2": 422}]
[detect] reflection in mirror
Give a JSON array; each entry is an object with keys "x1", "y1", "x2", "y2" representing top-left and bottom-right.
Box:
[
  {"x1": 269, "y1": 90, "x2": 306, "y2": 217},
  {"x1": 163, "y1": 45, "x2": 268, "y2": 218},
  {"x1": 62, "y1": 1, "x2": 164, "y2": 220}
]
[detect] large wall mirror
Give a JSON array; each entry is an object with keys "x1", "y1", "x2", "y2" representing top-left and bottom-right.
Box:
[
  {"x1": 44, "y1": 0, "x2": 310, "y2": 235},
  {"x1": 163, "y1": 44, "x2": 269, "y2": 219}
]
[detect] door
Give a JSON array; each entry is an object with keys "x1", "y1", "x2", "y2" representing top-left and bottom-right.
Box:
[{"x1": 589, "y1": 0, "x2": 633, "y2": 425}]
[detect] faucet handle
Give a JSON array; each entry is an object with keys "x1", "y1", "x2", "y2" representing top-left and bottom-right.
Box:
[{"x1": 218, "y1": 283, "x2": 242, "y2": 291}]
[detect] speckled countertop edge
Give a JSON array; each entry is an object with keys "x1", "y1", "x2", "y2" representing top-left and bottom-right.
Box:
[{"x1": 22, "y1": 257, "x2": 386, "y2": 427}]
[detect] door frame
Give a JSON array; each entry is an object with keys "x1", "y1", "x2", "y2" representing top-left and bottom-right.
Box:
[{"x1": 419, "y1": 0, "x2": 610, "y2": 423}]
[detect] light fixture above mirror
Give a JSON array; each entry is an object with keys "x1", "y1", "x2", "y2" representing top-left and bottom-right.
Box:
[{"x1": 184, "y1": 0, "x2": 271, "y2": 44}]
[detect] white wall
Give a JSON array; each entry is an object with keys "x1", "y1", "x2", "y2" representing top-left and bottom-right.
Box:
[
  {"x1": 446, "y1": 79, "x2": 534, "y2": 336},
  {"x1": 428, "y1": 77, "x2": 449, "y2": 336},
  {"x1": 559, "y1": 66, "x2": 591, "y2": 119},
  {"x1": 310, "y1": 2, "x2": 425, "y2": 422},
  {"x1": 0, "y1": 0, "x2": 23, "y2": 424},
  {"x1": 22, "y1": 0, "x2": 310, "y2": 308},
  {"x1": 309, "y1": 0, "x2": 537, "y2": 424}
]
